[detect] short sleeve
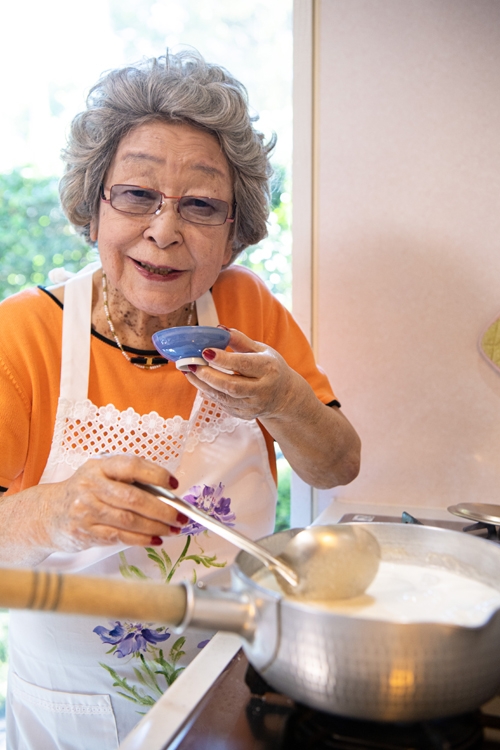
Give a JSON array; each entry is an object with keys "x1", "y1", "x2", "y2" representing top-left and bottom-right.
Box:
[
  {"x1": 0, "y1": 351, "x2": 30, "y2": 489},
  {"x1": 0, "y1": 287, "x2": 60, "y2": 494},
  {"x1": 264, "y1": 300, "x2": 336, "y2": 405},
  {"x1": 213, "y1": 266, "x2": 336, "y2": 405}
]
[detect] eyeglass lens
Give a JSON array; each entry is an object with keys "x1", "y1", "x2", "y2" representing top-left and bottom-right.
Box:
[{"x1": 109, "y1": 185, "x2": 230, "y2": 225}]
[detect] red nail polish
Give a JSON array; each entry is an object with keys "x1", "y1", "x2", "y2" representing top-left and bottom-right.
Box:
[
  {"x1": 170, "y1": 526, "x2": 181, "y2": 535},
  {"x1": 150, "y1": 536, "x2": 163, "y2": 546},
  {"x1": 176, "y1": 512, "x2": 189, "y2": 524},
  {"x1": 217, "y1": 324, "x2": 231, "y2": 331},
  {"x1": 169, "y1": 475, "x2": 179, "y2": 489},
  {"x1": 203, "y1": 348, "x2": 216, "y2": 361},
  {"x1": 188, "y1": 364, "x2": 198, "y2": 373}
]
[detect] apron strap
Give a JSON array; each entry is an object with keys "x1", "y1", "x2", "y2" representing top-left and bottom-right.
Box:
[
  {"x1": 60, "y1": 262, "x2": 100, "y2": 401},
  {"x1": 196, "y1": 290, "x2": 219, "y2": 327}
]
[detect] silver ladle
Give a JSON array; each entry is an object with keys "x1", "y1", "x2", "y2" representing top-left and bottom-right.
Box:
[{"x1": 135, "y1": 482, "x2": 381, "y2": 600}]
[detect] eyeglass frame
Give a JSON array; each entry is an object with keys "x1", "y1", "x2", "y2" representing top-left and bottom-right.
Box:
[{"x1": 100, "y1": 184, "x2": 235, "y2": 227}]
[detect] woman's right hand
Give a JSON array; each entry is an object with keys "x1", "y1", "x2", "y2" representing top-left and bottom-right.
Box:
[{"x1": 1, "y1": 455, "x2": 186, "y2": 563}]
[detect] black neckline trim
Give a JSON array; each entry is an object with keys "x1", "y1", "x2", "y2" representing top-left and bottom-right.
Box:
[
  {"x1": 39, "y1": 285, "x2": 165, "y2": 358},
  {"x1": 39, "y1": 285, "x2": 63, "y2": 309},
  {"x1": 90, "y1": 327, "x2": 162, "y2": 356},
  {"x1": 326, "y1": 399, "x2": 342, "y2": 408}
]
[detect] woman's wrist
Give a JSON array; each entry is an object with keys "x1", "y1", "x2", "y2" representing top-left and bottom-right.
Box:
[
  {"x1": 0, "y1": 486, "x2": 57, "y2": 566},
  {"x1": 262, "y1": 381, "x2": 361, "y2": 489}
]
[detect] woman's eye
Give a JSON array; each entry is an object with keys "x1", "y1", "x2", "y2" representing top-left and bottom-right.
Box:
[
  {"x1": 182, "y1": 197, "x2": 216, "y2": 215},
  {"x1": 125, "y1": 189, "x2": 157, "y2": 203}
]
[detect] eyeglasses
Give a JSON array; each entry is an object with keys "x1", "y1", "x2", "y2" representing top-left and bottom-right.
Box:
[{"x1": 100, "y1": 184, "x2": 235, "y2": 226}]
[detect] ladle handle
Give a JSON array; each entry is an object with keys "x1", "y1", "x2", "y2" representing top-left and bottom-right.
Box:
[
  {"x1": 134, "y1": 481, "x2": 298, "y2": 587},
  {"x1": 0, "y1": 568, "x2": 187, "y2": 624}
]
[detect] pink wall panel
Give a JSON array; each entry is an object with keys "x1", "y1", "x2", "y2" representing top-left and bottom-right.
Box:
[{"x1": 315, "y1": 0, "x2": 500, "y2": 507}]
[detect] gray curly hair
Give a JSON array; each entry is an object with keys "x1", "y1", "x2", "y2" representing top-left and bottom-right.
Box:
[{"x1": 59, "y1": 50, "x2": 275, "y2": 263}]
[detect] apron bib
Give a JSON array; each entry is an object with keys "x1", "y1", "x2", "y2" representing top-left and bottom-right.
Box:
[{"x1": 7, "y1": 265, "x2": 276, "y2": 749}]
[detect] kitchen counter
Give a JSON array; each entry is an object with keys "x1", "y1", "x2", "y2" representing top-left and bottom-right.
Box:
[{"x1": 119, "y1": 631, "x2": 242, "y2": 750}]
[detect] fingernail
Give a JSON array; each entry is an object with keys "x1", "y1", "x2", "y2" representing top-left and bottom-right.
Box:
[
  {"x1": 176, "y1": 512, "x2": 189, "y2": 524},
  {"x1": 170, "y1": 526, "x2": 181, "y2": 535},
  {"x1": 169, "y1": 476, "x2": 179, "y2": 489},
  {"x1": 188, "y1": 364, "x2": 198, "y2": 372},
  {"x1": 203, "y1": 348, "x2": 216, "y2": 361},
  {"x1": 150, "y1": 536, "x2": 163, "y2": 546},
  {"x1": 217, "y1": 324, "x2": 231, "y2": 331}
]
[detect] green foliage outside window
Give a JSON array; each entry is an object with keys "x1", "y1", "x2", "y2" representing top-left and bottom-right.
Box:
[
  {"x1": 0, "y1": 170, "x2": 96, "y2": 300},
  {"x1": 275, "y1": 453, "x2": 291, "y2": 532}
]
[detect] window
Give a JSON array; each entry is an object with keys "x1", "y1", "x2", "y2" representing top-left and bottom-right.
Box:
[{"x1": 0, "y1": 2, "x2": 292, "y2": 730}]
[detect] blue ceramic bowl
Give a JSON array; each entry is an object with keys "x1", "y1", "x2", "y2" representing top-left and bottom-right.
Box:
[{"x1": 152, "y1": 326, "x2": 231, "y2": 371}]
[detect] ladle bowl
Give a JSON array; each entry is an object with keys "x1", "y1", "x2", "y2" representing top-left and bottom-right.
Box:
[
  {"x1": 135, "y1": 482, "x2": 381, "y2": 601},
  {"x1": 278, "y1": 524, "x2": 382, "y2": 600}
]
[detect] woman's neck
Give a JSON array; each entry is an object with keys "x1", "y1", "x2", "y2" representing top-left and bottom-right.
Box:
[{"x1": 91, "y1": 270, "x2": 197, "y2": 350}]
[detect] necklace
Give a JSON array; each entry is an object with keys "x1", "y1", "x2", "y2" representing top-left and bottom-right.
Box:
[{"x1": 101, "y1": 271, "x2": 195, "y2": 370}]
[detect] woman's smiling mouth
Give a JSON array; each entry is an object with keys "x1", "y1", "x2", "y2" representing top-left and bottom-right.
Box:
[{"x1": 132, "y1": 259, "x2": 183, "y2": 277}]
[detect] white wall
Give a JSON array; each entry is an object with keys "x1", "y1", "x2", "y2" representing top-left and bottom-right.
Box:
[{"x1": 294, "y1": 0, "x2": 500, "y2": 514}]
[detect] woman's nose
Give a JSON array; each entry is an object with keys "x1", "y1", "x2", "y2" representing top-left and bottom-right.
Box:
[{"x1": 143, "y1": 201, "x2": 182, "y2": 247}]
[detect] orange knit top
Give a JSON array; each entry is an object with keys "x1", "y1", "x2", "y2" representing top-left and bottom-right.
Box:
[{"x1": 0, "y1": 265, "x2": 336, "y2": 494}]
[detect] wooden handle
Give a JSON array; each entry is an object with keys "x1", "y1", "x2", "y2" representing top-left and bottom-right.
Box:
[{"x1": 0, "y1": 568, "x2": 187, "y2": 625}]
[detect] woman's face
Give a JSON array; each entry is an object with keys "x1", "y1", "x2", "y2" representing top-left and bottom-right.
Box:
[{"x1": 92, "y1": 120, "x2": 234, "y2": 316}]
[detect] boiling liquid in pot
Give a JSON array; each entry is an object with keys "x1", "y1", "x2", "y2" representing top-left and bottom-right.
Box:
[{"x1": 253, "y1": 560, "x2": 500, "y2": 626}]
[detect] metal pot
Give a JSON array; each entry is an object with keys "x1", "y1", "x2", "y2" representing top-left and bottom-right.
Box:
[
  {"x1": 2, "y1": 522, "x2": 500, "y2": 722},
  {"x1": 183, "y1": 523, "x2": 500, "y2": 721}
]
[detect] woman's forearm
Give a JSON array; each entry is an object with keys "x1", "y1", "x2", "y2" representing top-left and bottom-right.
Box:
[
  {"x1": 0, "y1": 456, "x2": 186, "y2": 568},
  {"x1": 261, "y1": 376, "x2": 361, "y2": 489}
]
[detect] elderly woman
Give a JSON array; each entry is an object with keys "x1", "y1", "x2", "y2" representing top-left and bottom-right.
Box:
[{"x1": 0, "y1": 51, "x2": 360, "y2": 747}]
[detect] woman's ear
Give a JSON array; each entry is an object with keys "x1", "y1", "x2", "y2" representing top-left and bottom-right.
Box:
[
  {"x1": 222, "y1": 237, "x2": 234, "y2": 266},
  {"x1": 90, "y1": 217, "x2": 98, "y2": 242}
]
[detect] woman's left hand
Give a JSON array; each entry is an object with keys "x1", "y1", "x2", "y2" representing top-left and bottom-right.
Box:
[
  {"x1": 183, "y1": 327, "x2": 361, "y2": 489},
  {"x1": 184, "y1": 328, "x2": 300, "y2": 421}
]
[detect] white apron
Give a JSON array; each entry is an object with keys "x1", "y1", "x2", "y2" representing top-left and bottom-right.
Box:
[{"x1": 6, "y1": 265, "x2": 277, "y2": 749}]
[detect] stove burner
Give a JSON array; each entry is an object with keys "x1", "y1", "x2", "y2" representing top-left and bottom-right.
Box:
[
  {"x1": 341, "y1": 511, "x2": 500, "y2": 543},
  {"x1": 401, "y1": 510, "x2": 500, "y2": 540},
  {"x1": 244, "y1": 662, "x2": 275, "y2": 695},
  {"x1": 284, "y1": 708, "x2": 482, "y2": 749},
  {"x1": 244, "y1": 664, "x2": 483, "y2": 750},
  {"x1": 463, "y1": 521, "x2": 500, "y2": 539}
]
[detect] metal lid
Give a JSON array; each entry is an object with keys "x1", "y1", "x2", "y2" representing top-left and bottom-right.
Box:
[{"x1": 447, "y1": 503, "x2": 500, "y2": 525}]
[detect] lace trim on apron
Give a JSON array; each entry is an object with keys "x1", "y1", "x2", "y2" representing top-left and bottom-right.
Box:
[
  {"x1": 185, "y1": 397, "x2": 240, "y2": 452},
  {"x1": 47, "y1": 395, "x2": 242, "y2": 473}
]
